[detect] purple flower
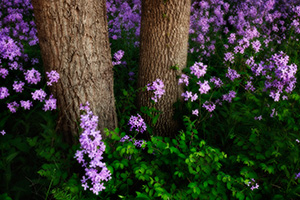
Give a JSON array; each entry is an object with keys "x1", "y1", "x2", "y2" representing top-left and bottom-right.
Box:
[
  {"x1": 134, "y1": 139, "x2": 146, "y2": 148},
  {"x1": 178, "y1": 74, "x2": 189, "y2": 86},
  {"x1": 224, "y1": 52, "x2": 235, "y2": 63},
  {"x1": 190, "y1": 62, "x2": 207, "y2": 79},
  {"x1": 295, "y1": 172, "x2": 300, "y2": 179},
  {"x1": 128, "y1": 114, "x2": 147, "y2": 133},
  {"x1": 210, "y1": 76, "x2": 223, "y2": 88},
  {"x1": 12, "y1": 81, "x2": 25, "y2": 93},
  {"x1": 7, "y1": 101, "x2": 19, "y2": 113},
  {"x1": 147, "y1": 79, "x2": 165, "y2": 102},
  {"x1": 192, "y1": 109, "x2": 199, "y2": 116},
  {"x1": 75, "y1": 102, "x2": 111, "y2": 195},
  {"x1": 222, "y1": 90, "x2": 236, "y2": 103},
  {"x1": 1, "y1": 130, "x2": 5, "y2": 136},
  {"x1": 226, "y1": 68, "x2": 240, "y2": 81},
  {"x1": 20, "y1": 100, "x2": 33, "y2": 110},
  {"x1": 181, "y1": 91, "x2": 198, "y2": 102},
  {"x1": 113, "y1": 50, "x2": 124, "y2": 61},
  {"x1": 228, "y1": 33, "x2": 236, "y2": 44},
  {"x1": 46, "y1": 70, "x2": 60, "y2": 86},
  {"x1": 31, "y1": 58, "x2": 39, "y2": 65},
  {"x1": 254, "y1": 115, "x2": 262, "y2": 120},
  {"x1": 43, "y1": 96, "x2": 57, "y2": 111},
  {"x1": 0, "y1": 87, "x2": 9, "y2": 99},
  {"x1": 202, "y1": 101, "x2": 216, "y2": 112},
  {"x1": 128, "y1": 71, "x2": 135, "y2": 80},
  {"x1": 251, "y1": 40, "x2": 261, "y2": 53},
  {"x1": 0, "y1": 68, "x2": 8, "y2": 78},
  {"x1": 24, "y1": 68, "x2": 41, "y2": 84},
  {"x1": 245, "y1": 81, "x2": 255, "y2": 92},
  {"x1": 120, "y1": 135, "x2": 130, "y2": 142},
  {"x1": 270, "y1": 108, "x2": 277, "y2": 118},
  {"x1": 246, "y1": 179, "x2": 259, "y2": 190},
  {"x1": 31, "y1": 89, "x2": 46, "y2": 102},
  {"x1": 112, "y1": 50, "x2": 124, "y2": 66},
  {"x1": 197, "y1": 80, "x2": 211, "y2": 94}
]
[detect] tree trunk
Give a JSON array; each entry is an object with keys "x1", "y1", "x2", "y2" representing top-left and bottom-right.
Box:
[
  {"x1": 138, "y1": 0, "x2": 191, "y2": 137},
  {"x1": 32, "y1": 0, "x2": 117, "y2": 143}
]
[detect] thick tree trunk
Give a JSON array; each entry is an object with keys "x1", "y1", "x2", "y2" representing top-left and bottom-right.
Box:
[
  {"x1": 138, "y1": 0, "x2": 191, "y2": 137},
  {"x1": 32, "y1": 0, "x2": 117, "y2": 143}
]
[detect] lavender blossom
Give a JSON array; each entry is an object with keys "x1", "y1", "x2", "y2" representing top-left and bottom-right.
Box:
[
  {"x1": 0, "y1": 68, "x2": 8, "y2": 78},
  {"x1": 178, "y1": 74, "x2": 189, "y2": 86},
  {"x1": 190, "y1": 62, "x2": 207, "y2": 79},
  {"x1": 197, "y1": 80, "x2": 211, "y2": 94},
  {"x1": 7, "y1": 101, "x2": 19, "y2": 113},
  {"x1": 128, "y1": 114, "x2": 147, "y2": 133},
  {"x1": 12, "y1": 81, "x2": 25, "y2": 93},
  {"x1": 202, "y1": 101, "x2": 216, "y2": 112},
  {"x1": 192, "y1": 109, "x2": 199, "y2": 116},
  {"x1": 147, "y1": 79, "x2": 165, "y2": 103},
  {"x1": 31, "y1": 89, "x2": 46, "y2": 102},
  {"x1": 43, "y1": 96, "x2": 57, "y2": 111},
  {"x1": 112, "y1": 50, "x2": 124, "y2": 66},
  {"x1": 20, "y1": 100, "x2": 33, "y2": 110},
  {"x1": 222, "y1": 90, "x2": 236, "y2": 103},
  {"x1": 74, "y1": 102, "x2": 111, "y2": 195},
  {"x1": 226, "y1": 68, "x2": 241, "y2": 81},
  {"x1": 0, "y1": 87, "x2": 9, "y2": 99},
  {"x1": 24, "y1": 68, "x2": 41, "y2": 84},
  {"x1": 46, "y1": 70, "x2": 60, "y2": 86},
  {"x1": 181, "y1": 91, "x2": 198, "y2": 102}
]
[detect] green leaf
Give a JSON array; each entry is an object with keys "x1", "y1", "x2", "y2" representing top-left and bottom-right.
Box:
[
  {"x1": 152, "y1": 114, "x2": 160, "y2": 125},
  {"x1": 6, "y1": 151, "x2": 19, "y2": 163}
]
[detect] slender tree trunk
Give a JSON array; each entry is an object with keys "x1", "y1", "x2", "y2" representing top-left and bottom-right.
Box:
[
  {"x1": 32, "y1": 0, "x2": 117, "y2": 143},
  {"x1": 138, "y1": 0, "x2": 191, "y2": 137}
]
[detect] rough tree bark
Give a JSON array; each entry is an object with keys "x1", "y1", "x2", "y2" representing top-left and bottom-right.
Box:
[
  {"x1": 32, "y1": 0, "x2": 117, "y2": 143},
  {"x1": 138, "y1": 0, "x2": 191, "y2": 137}
]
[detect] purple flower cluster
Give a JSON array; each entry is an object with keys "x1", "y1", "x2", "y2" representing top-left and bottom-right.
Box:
[
  {"x1": 249, "y1": 51, "x2": 297, "y2": 101},
  {"x1": 197, "y1": 80, "x2": 211, "y2": 94},
  {"x1": 112, "y1": 50, "x2": 124, "y2": 66},
  {"x1": 192, "y1": 109, "x2": 199, "y2": 116},
  {"x1": 246, "y1": 178, "x2": 259, "y2": 190},
  {"x1": 190, "y1": 62, "x2": 207, "y2": 79},
  {"x1": 0, "y1": 1, "x2": 60, "y2": 121},
  {"x1": 128, "y1": 114, "x2": 147, "y2": 133},
  {"x1": 7, "y1": 101, "x2": 19, "y2": 113},
  {"x1": 1, "y1": 130, "x2": 6, "y2": 136},
  {"x1": 179, "y1": 62, "x2": 240, "y2": 116},
  {"x1": 24, "y1": 68, "x2": 41, "y2": 84},
  {"x1": 226, "y1": 68, "x2": 241, "y2": 81},
  {"x1": 106, "y1": 0, "x2": 141, "y2": 40},
  {"x1": 181, "y1": 91, "x2": 198, "y2": 102},
  {"x1": 202, "y1": 101, "x2": 216, "y2": 112},
  {"x1": 295, "y1": 172, "x2": 300, "y2": 179},
  {"x1": 147, "y1": 79, "x2": 165, "y2": 103},
  {"x1": 0, "y1": 87, "x2": 9, "y2": 99},
  {"x1": 20, "y1": 100, "x2": 33, "y2": 110},
  {"x1": 222, "y1": 91, "x2": 237, "y2": 103},
  {"x1": 178, "y1": 74, "x2": 189, "y2": 86},
  {"x1": 46, "y1": 70, "x2": 60, "y2": 86},
  {"x1": 210, "y1": 76, "x2": 223, "y2": 88},
  {"x1": 74, "y1": 102, "x2": 111, "y2": 195},
  {"x1": 120, "y1": 134, "x2": 146, "y2": 148},
  {"x1": 43, "y1": 95, "x2": 57, "y2": 111},
  {"x1": 31, "y1": 89, "x2": 46, "y2": 102}
]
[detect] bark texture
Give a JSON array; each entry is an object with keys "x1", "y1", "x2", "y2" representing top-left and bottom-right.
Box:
[
  {"x1": 138, "y1": 0, "x2": 191, "y2": 137},
  {"x1": 32, "y1": 0, "x2": 117, "y2": 143}
]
